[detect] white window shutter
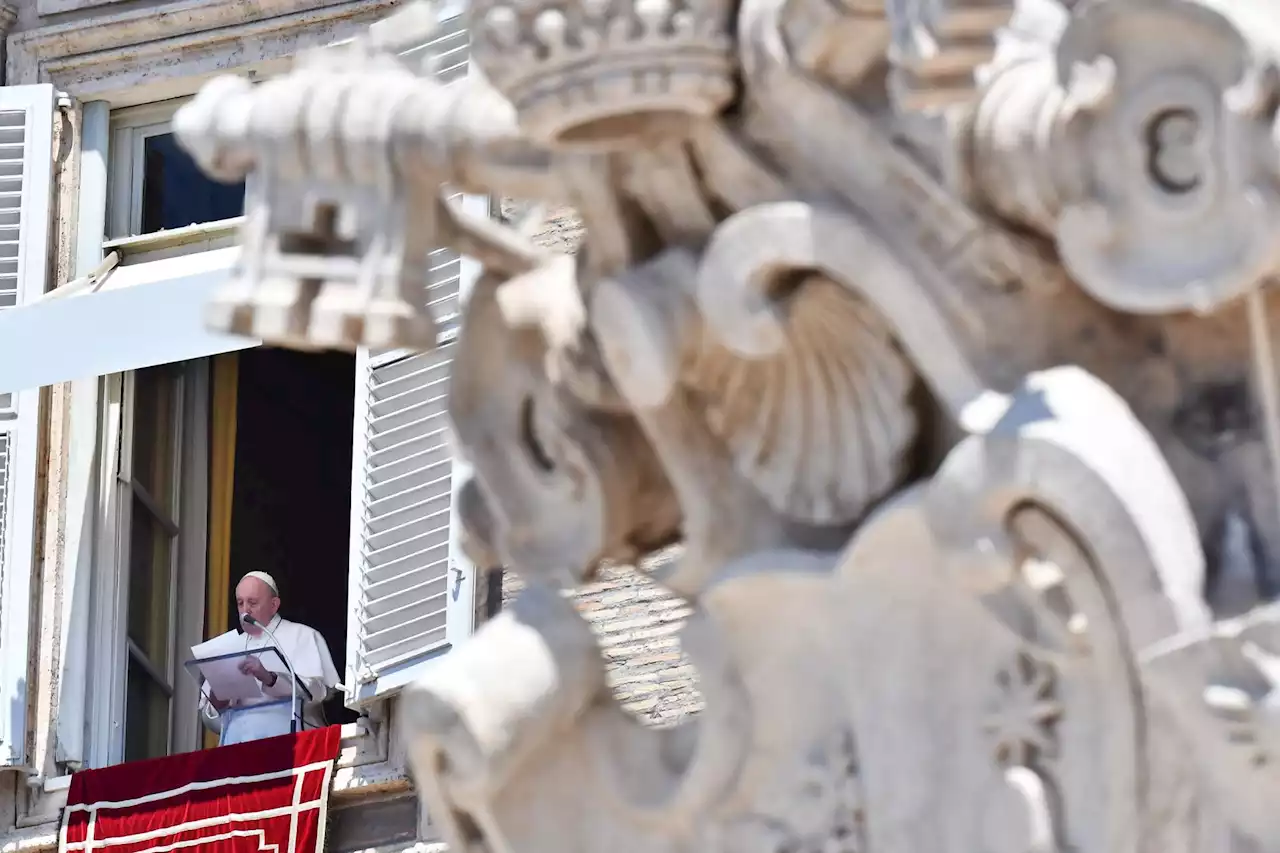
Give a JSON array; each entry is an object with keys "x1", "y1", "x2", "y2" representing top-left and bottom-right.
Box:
[
  {"x1": 397, "y1": 5, "x2": 469, "y2": 84},
  {"x1": 402, "y1": 5, "x2": 470, "y2": 342},
  {"x1": 344, "y1": 10, "x2": 480, "y2": 707},
  {"x1": 0, "y1": 85, "x2": 55, "y2": 767},
  {"x1": 345, "y1": 340, "x2": 472, "y2": 705}
]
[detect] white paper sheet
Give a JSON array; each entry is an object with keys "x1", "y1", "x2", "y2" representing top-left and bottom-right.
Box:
[
  {"x1": 191, "y1": 632, "x2": 242, "y2": 660},
  {"x1": 188, "y1": 640, "x2": 288, "y2": 705},
  {"x1": 194, "y1": 655, "x2": 265, "y2": 703}
]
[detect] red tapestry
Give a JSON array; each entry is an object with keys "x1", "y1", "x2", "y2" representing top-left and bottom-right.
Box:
[{"x1": 59, "y1": 726, "x2": 342, "y2": 853}]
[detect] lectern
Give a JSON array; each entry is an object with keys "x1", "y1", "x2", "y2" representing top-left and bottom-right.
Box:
[{"x1": 184, "y1": 648, "x2": 311, "y2": 744}]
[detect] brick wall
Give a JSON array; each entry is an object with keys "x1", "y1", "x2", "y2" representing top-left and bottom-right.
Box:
[
  {"x1": 498, "y1": 553, "x2": 703, "y2": 725},
  {"x1": 486, "y1": 199, "x2": 704, "y2": 725},
  {"x1": 499, "y1": 199, "x2": 586, "y2": 250}
]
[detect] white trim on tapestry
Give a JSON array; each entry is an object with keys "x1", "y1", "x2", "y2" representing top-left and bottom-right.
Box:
[
  {"x1": 61, "y1": 760, "x2": 333, "y2": 813},
  {"x1": 62, "y1": 760, "x2": 336, "y2": 853},
  {"x1": 22, "y1": 718, "x2": 392, "y2": 832}
]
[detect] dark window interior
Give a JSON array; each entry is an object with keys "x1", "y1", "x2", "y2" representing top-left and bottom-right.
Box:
[
  {"x1": 223, "y1": 347, "x2": 359, "y2": 727},
  {"x1": 141, "y1": 132, "x2": 245, "y2": 234}
]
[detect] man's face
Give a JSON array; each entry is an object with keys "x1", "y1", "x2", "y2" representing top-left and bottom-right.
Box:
[{"x1": 236, "y1": 577, "x2": 280, "y2": 635}]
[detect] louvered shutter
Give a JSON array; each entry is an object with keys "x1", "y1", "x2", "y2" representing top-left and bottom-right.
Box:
[
  {"x1": 344, "y1": 10, "x2": 479, "y2": 706},
  {"x1": 0, "y1": 85, "x2": 55, "y2": 766},
  {"x1": 402, "y1": 8, "x2": 470, "y2": 339}
]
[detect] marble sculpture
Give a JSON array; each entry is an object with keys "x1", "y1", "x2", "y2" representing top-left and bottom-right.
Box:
[{"x1": 173, "y1": 0, "x2": 1280, "y2": 848}]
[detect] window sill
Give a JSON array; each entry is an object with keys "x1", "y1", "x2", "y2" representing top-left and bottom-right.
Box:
[
  {"x1": 331, "y1": 715, "x2": 413, "y2": 801},
  {"x1": 11, "y1": 717, "x2": 403, "y2": 839},
  {"x1": 103, "y1": 218, "x2": 244, "y2": 265},
  {"x1": 0, "y1": 820, "x2": 62, "y2": 853}
]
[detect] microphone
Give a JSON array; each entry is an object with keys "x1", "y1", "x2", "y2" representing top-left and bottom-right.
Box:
[{"x1": 241, "y1": 613, "x2": 308, "y2": 734}]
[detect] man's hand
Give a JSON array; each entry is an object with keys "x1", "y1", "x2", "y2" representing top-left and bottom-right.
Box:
[
  {"x1": 208, "y1": 690, "x2": 231, "y2": 712},
  {"x1": 239, "y1": 656, "x2": 278, "y2": 687}
]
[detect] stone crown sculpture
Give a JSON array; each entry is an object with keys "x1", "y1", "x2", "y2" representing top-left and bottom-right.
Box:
[
  {"x1": 475, "y1": 0, "x2": 737, "y2": 146},
  {"x1": 174, "y1": 0, "x2": 1280, "y2": 850}
]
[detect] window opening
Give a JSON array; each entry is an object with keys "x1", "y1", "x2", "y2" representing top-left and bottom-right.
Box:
[
  {"x1": 122, "y1": 365, "x2": 183, "y2": 763},
  {"x1": 140, "y1": 132, "x2": 244, "y2": 233}
]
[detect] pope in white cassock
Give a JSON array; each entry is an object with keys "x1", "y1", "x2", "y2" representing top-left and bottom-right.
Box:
[{"x1": 199, "y1": 571, "x2": 341, "y2": 745}]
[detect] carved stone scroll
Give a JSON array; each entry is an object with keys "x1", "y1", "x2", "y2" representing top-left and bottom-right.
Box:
[
  {"x1": 170, "y1": 0, "x2": 1280, "y2": 848},
  {"x1": 692, "y1": 201, "x2": 984, "y2": 414},
  {"x1": 965, "y1": 0, "x2": 1280, "y2": 314}
]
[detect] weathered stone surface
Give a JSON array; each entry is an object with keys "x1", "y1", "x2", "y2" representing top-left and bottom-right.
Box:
[
  {"x1": 492, "y1": 197, "x2": 700, "y2": 726},
  {"x1": 499, "y1": 199, "x2": 586, "y2": 255},
  {"x1": 175, "y1": 0, "x2": 1280, "y2": 849},
  {"x1": 501, "y1": 553, "x2": 704, "y2": 726}
]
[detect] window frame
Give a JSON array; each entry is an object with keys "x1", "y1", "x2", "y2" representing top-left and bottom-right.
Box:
[
  {"x1": 84, "y1": 364, "x2": 210, "y2": 769},
  {"x1": 82, "y1": 79, "x2": 407, "y2": 767},
  {"x1": 12, "y1": 0, "x2": 431, "y2": 812},
  {"x1": 118, "y1": 366, "x2": 184, "y2": 762},
  {"x1": 20, "y1": 342, "x2": 400, "y2": 815},
  {"x1": 106, "y1": 97, "x2": 249, "y2": 251},
  {"x1": 108, "y1": 100, "x2": 175, "y2": 239}
]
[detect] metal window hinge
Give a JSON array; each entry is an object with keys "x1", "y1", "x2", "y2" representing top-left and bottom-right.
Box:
[{"x1": 55, "y1": 91, "x2": 72, "y2": 111}]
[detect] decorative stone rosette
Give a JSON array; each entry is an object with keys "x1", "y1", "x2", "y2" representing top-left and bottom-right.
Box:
[{"x1": 967, "y1": 0, "x2": 1280, "y2": 314}]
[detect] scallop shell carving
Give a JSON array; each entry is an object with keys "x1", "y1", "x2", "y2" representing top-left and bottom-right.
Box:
[{"x1": 684, "y1": 275, "x2": 917, "y2": 526}]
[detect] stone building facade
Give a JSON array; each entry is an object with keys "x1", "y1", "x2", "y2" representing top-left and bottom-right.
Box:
[
  {"x1": 495, "y1": 200, "x2": 701, "y2": 726},
  {"x1": 495, "y1": 199, "x2": 701, "y2": 725},
  {"x1": 0, "y1": 3, "x2": 700, "y2": 852}
]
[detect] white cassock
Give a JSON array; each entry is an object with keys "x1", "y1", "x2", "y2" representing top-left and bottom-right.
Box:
[{"x1": 198, "y1": 615, "x2": 341, "y2": 745}]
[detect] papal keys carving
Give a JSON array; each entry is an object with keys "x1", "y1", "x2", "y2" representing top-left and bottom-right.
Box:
[{"x1": 174, "y1": 0, "x2": 1280, "y2": 849}]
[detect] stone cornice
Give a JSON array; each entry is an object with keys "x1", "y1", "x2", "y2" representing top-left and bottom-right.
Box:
[{"x1": 7, "y1": 0, "x2": 403, "y2": 98}]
